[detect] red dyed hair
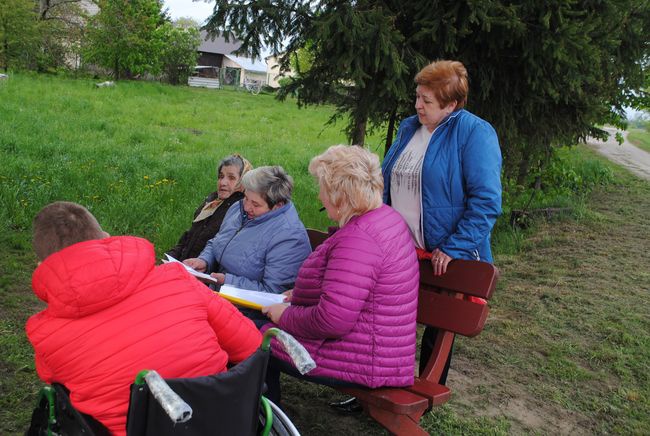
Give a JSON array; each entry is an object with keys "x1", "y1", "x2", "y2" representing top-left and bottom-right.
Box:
[{"x1": 415, "y1": 60, "x2": 468, "y2": 110}]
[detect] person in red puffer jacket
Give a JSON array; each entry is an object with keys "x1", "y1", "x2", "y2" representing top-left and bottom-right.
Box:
[{"x1": 26, "y1": 201, "x2": 262, "y2": 435}]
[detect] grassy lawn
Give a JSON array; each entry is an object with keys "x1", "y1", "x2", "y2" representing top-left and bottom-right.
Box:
[
  {"x1": 628, "y1": 128, "x2": 650, "y2": 153},
  {"x1": 1, "y1": 73, "x2": 648, "y2": 435}
]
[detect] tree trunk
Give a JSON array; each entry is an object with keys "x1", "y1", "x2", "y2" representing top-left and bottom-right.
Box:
[
  {"x1": 516, "y1": 152, "x2": 530, "y2": 186},
  {"x1": 114, "y1": 56, "x2": 119, "y2": 80},
  {"x1": 384, "y1": 108, "x2": 397, "y2": 157},
  {"x1": 3, "y1": 35, "x2": 8, "y2": 72},
  {"x1": 350, "y1": 89, "x2": 371, "y2": 146},
  {"x1": 351, "y1": 115, "x2": 367, "y2": 146}
]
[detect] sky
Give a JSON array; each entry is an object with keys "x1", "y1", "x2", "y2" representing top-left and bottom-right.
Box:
[{"x1": 164, "y1": 0, "x2": 215, "y2": 24}]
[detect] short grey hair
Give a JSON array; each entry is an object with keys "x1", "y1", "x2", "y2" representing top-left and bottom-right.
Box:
[{"x1": 241, "y1": 166, "x2": 293, "y2": 208}]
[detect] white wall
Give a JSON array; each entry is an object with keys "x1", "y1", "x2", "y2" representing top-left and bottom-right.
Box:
[
  {"x1": 265, "y1": 55, "x2": 294, "y2": 88},
  {"x1": 222, "y1": 57, "x2": 266, "y2": 86}
]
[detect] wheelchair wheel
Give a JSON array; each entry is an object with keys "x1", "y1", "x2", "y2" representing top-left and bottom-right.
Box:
[{"x1": 258, "y1": 398, "x2": 301, "y2": 436}]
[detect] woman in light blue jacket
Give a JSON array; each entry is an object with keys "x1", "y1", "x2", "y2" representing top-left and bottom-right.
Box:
[{"x1": 184, "y1": 166, "x2": 311, "y2": 322}]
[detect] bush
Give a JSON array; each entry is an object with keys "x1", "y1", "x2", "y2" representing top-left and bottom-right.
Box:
[{"x1": 494, "y1": 146, "x2": 615, "y2": 253}]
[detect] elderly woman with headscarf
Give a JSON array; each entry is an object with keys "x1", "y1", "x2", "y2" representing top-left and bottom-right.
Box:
[
  {"x1": 167, "y1": 154, "x2": 253, "y2": 261},
  {"x1": 261, "y1": 145, "x2": 420, "y2": 405}
]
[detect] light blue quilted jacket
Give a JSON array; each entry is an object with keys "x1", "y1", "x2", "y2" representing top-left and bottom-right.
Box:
[{"x1": 199, "y1": 200, "x2": 311, "y2": 294}]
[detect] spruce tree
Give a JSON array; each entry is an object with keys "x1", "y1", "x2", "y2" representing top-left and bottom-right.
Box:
[{"x1": 206, "y1": 1, "x2": 649, "y2": 180}]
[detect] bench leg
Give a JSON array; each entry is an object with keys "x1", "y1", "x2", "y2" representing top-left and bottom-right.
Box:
[{"x1": 364, "y1": 404, "x2": 428, "y2": 436}]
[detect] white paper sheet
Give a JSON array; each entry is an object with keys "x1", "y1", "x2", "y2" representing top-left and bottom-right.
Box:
[
  {"x1": 162, "y1": 254, "x2": 219, "y2": 284},
  {"x1": 219, "y1": 284, "x2": 286, "y2": 308}
]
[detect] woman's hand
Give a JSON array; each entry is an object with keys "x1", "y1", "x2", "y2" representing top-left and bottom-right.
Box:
[
  {"x1": 262, "y1": 303, "x2": 289, "y2": 324},
  {"x1": 183, "y1": 258, "x2": 207, "y2": 272},
  {"x1": 430, "y1": 249, "x2": 452, "y2": 276},
  {"x1": 210, "y1": 273, "x2": 225, "y2": 285},
  {"x1": 282, "y1": 289, "x2": 293, "y2": 303}
]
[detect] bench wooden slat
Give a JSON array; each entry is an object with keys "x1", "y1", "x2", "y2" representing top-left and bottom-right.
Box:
[
  {"x1": 307, "y1": 227, "x2": 329, "y2": 249},
  {"x1": 419, "y1": 258, "x2": 498, "y2": 299},
  {"x1": 365, "y1": 407, "x2": 429, "y2": 436},
  {"x1": 405, "y1": 378, "x2": 451, "y2": 406},
  {"x1": 417, "y1": 290, "x2": 490, "y2": 337},
  {"x1": 337, "y1": 386, "x2": 429, "y2": 415}
]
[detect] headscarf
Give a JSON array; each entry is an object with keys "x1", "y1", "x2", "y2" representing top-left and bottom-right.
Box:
[{"x1": 193, "y1": 154, "x2": 253, "y2": 222}]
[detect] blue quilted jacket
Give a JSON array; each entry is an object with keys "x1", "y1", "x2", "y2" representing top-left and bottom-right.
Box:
[
  {"x1": 199, "y1": 200, "x2": 311, "y2": 293},
  {"x1": 382, "y1": 111, "x2": 502, "y2": 262}
]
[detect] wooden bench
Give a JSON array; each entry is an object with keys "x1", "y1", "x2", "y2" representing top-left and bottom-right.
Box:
[{"x1": 307, "y1": 229, "x2": 499, "y2": 435}]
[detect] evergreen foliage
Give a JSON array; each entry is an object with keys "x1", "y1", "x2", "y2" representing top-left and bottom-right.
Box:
[{"x1": 205, "y1": 0, "x2": 649, "y2": 181}]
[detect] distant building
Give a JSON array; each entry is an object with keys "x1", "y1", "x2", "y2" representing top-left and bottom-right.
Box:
[
  {"x1": 55, "y1": 0, "x2": 99, "y2": 69},
  {"x1": 197, "y1": 31, "x2": 267, "y2": 86},
  {"x1": 265, "y1": 55, "x2": 295, "y2": 88}
]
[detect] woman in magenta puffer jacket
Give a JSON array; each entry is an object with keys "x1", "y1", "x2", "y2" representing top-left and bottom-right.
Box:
[{"x1": 262, "y1": 145, "x2": 419, "y2": 404}]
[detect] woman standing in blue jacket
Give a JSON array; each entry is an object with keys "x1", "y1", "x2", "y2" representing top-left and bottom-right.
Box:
[{"x1": 383, "y1": 60, "x2": 502, "y2": 384}]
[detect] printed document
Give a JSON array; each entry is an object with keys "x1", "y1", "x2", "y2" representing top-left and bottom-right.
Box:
[
  {"x1": 162, "y1": 254, "x2": 219, "y2": 284},
  {"x1": 219, "y1": 284, "x2": 286, "y2": 310}
]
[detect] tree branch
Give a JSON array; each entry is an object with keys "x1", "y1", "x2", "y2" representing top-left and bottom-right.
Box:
[{"x1": 40, "y1": 0, "x2": 90, "y2": 20}]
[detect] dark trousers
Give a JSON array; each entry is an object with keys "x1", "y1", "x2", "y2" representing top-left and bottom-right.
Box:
[
  {"x1": 239, "y1": 307, "x2": 271, "y2": 329},
  {"x1": 419, "y1": 326, "x2": 454, "y2": 385},
  {"x1": 264, "y1": 356, "x2": 363, "y2": 405}
]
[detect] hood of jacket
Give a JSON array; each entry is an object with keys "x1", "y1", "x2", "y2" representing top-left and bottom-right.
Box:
[
  {"x1": 32, "y1": 236, "x2": 155, "y2": 319},
  {"x1": 236, "y1": 200, "x2": 299, "y2": 227}
]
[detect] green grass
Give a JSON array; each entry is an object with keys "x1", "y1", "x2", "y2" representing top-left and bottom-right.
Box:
[
  {"x1": 628, "y1": 128, "x2": 650, "y2": 153},
  {"x1": 2, "y1": 73, "x2": 649, "y2": 435},
  {"x1": 1, "y1": 72, "x2": 381, "y2": 246}
]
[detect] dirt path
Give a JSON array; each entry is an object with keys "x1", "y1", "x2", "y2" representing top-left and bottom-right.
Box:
[{"x1": 586, "y1": 127, "x2": 650, "y2": 180}]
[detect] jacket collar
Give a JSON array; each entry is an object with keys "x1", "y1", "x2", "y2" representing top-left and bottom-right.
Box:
[
  {"x1": 403, "y1": 109, "x2": 463, "y2": 136},
  {"x1": 239, "y1": 200, "x2": 294, "y2": 226}
]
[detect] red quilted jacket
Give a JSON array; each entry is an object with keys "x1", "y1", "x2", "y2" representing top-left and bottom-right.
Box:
[{"x1": 26, "y1": 236, "x2": 262, "y2": 435}]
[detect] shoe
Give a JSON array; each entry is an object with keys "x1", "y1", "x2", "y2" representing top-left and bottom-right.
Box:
[{"x1": 329, "y1": 396, "x2": 362, "y2": 413}]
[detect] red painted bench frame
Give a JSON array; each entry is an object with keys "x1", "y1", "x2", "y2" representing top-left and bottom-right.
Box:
[{"x1": 307, "y1": 229, "x2": 499, "y2": 435}]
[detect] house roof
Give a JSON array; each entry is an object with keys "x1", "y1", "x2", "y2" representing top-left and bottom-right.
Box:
[
  {"x1": 198, "y1": 31, "x2": 242, "y2": 55},
  {"x1": 224, "y1": 54, "x2": 267, "y2": 73}
]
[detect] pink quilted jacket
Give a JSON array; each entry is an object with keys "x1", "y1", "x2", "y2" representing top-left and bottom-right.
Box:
[
  {"x1": 269, "y1": 204, "x2": 419, "y2": 387},
  {"x1": 26, "y1": 236, "x2": 262, "y2": 435}
]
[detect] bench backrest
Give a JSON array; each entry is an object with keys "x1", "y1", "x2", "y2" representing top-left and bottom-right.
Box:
[{"x1": 418, "y1": 259, "x2": 498, "y2": 337}]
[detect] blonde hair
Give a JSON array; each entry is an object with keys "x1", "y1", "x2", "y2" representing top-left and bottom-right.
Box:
[{"x1": 309, "y1": 145, "x2": 383, "y2": 226}]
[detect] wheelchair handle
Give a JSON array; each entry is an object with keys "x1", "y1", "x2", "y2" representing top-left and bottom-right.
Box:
[
  {"x1": 263, "y1": 328, "x2": 316, "y2": 375},
  {"x1": 136, "y1": 370, "x2": 193, "y2": 423}
]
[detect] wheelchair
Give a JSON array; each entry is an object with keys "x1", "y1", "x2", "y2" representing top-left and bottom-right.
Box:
[{"x1": 27, "y1": 328, "x2": 312, "y2": 436}]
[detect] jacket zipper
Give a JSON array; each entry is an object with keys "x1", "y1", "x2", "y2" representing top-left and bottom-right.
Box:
[
  {"x1": 419, "y1": 113, "x2": 458, "y2": 252},
  {"x1": 217, "y1": 214, "x2": 249, "y2": 269}
]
